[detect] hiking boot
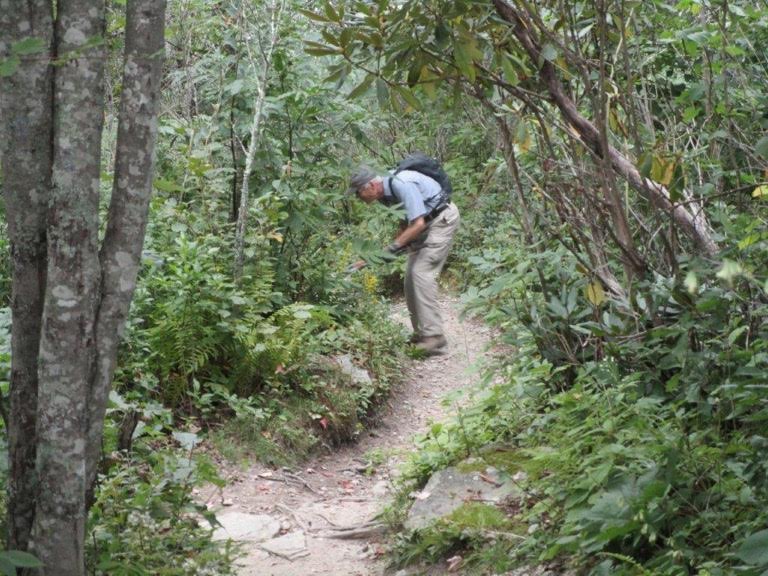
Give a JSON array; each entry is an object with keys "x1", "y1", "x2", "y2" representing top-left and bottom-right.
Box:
[
  {"x1": 415, "y1": 335, "x2": 447, "y2": 355},
  {"x1": 408, "y1": 333, "x2": 423, "y2": 344}
]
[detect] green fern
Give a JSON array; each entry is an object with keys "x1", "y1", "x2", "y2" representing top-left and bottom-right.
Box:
[{"x1": 601, "y1": 552, "x2": 657, "y2": 576}]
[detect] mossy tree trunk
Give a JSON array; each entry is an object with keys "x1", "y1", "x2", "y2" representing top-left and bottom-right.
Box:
[
  {"x1": 0, "y1": 0, "x2": 166, "y2": 573},
  {"x1": 0, "y1": 0, "x2": 54, "y2": 553}
]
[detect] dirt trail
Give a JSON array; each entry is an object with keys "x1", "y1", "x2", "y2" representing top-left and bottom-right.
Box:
[{"x1": 211, "y1": 296, "x2": 495, "y2": 576}]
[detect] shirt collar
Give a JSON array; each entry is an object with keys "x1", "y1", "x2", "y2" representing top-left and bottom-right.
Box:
[{"x1": 383, "y1": 176, "x2": 394, "y2": 198}]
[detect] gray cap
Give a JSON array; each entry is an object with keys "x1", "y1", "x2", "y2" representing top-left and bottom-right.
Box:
[{"x1": 347, "y1": 165, "x2": 376, "y2": 195}]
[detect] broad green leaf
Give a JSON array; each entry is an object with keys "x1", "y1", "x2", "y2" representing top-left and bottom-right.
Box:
[
  {"x1": 501, "y1": 54, "x2": 519, "y2": 85},
  {"x1": 376, "y1": 77, "x2": 389, "y2": 107},
  {"x1": 651, "y1": 157, "x2": 676, "y2": 187},
  {"x1": 584, "y1": 282, "x2": 606, "y2": 306},
  {"x1": 407, "y1": 61, "x2": 422, "y2": 87},
  {"x1": 434, "y1": 21, "x2": 451, "y2": 48},
  {"x1": 0, "y1": 55, "x2": 20, "y2": 77},
  {"x1": 541, "y1": 43, "x2": 558, "y2": 62},
  {"x1": 324, "y1": 65, "x2": 348, "y2": 84},
  {"x1": 419, "y1": 66, "x2": 439, "y2": 99},
  {"x1": 608, "y1": 108, "x2": 626, "y2": 135},
  {"x1": 323, "y1": 1, "x2": 340, "y2": 22},
  {"x1": 515, "y1": 120, "x2": 531, "y2": 151},
  {"x1": 638, "y1": 152, "x2": 653, "y2": 178},
  {"x1": 547, "y1": 298, "x2": 569, "y2": 318},
  {"x1": 649, "y1": 155, "x2": 682, "y2": 199},
  {"x1": 735, "y1": 529, "x2": 768, "y2": 565},
  {"x1": 12, "y1": 37, "x2": 46, "y2": 55},
  {"x1": 0, "y1": 557, "x2": 15, "y2": 576},
  {"x1": 153, "y1": 178, "x2": 182, "y2": 193},
  {"x1": 394, "y1": 86, "x2": 421, "y2": 110},
  {"x1": 321, "y1": 30, "x2": 340, "y2": 47},
  {"x1": 0, "y1": 551, "x2": 43, "y2": 568},
  {"x1": 297, "y1": 8, "x2": 331, "y2": 22},
  {"x1": 738, "y1": 232, "x2": 763, "y2": 249},
  {"x1": 304, "y1": 41, "x2": 339, "y2": 57},
  {"x1": 348, "y1": 74, "x2": 374, "y2": 99},
  {"x1": 339, "y1": 28, "x2": 353, "y2": 49},
  {"x1": 682, "y1": 106, "x2": 699, "y2": 122},
  {"x1": 453, "y1": 40, "x2": 475, "y2": 82}
]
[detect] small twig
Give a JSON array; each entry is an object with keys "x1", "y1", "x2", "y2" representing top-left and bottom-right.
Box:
[
  {"x1": 479, "y1": 472, "x2": 503, "y2": 488},
  {"x1": 203, "y1": 485, "x2": 225, "y2": 507},
  {"x1": 285, "y1": 472, "x2": 322, "y2": 495},
  {"x1": 257, "y1": 473, "x2": 287, "y2": 483},
  {"x1": 310, "y1": 510, "x2": 341, "y2": 528}
]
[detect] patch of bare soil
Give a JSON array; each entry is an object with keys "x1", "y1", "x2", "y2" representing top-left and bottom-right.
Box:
[{"x1": 207, "y1": 295, "x2": 495, "y2": 576}]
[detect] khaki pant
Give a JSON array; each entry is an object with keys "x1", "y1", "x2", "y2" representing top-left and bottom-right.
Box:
[{"x1": 405, "y1": 203, "x2": 460, "y2": 338}]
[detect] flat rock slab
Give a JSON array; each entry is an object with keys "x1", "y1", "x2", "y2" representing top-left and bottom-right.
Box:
[
  {"x1": 405, "y1": 460, "x2": 521, "y2": 531},
  {"x1": 259, "y1": 530, "x2": 310, "y2": 560},
  {"x1": 335, "y1": 353, "x2": 373, "y2": 386},
  {"x1": 212, "y1": 512, "x2": 281, "y2": 543}
]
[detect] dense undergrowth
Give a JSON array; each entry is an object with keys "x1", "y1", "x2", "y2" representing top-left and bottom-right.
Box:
[
  {"x1": 388, "y1": 185, "x2": 768, "y2": 575},
  {"x1": 2, "y1": 0, "x2": 767, "y2": 574}
]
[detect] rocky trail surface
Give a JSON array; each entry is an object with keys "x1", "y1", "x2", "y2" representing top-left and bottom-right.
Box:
[{"x1": 205, "y1": 297, "x2": 497, "y2": 576}]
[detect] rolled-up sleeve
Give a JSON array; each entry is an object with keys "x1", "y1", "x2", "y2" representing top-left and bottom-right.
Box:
[{"x1": 392, "y1": 178, "x2": 427, "y2": 222}]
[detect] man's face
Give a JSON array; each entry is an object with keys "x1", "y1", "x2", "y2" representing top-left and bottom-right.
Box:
[{"x1": 357, "y1": 179, "x2": 379, "y2": 203}]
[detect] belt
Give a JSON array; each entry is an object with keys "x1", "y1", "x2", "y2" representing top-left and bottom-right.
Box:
[{"x1": 424, "y1": 202, "x2": 450, "y2": 224}]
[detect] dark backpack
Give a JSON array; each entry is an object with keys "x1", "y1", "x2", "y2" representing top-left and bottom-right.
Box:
[{"x1": 394, "y1": 153, "x2": 453, "y2": 198}]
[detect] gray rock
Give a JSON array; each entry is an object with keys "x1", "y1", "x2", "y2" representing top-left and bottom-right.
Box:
[
  {"x1": 405, "y1": 459, "x2": 522, "y2": 531},
  {"x1": 335, "y1": 353, "x2": 373, "y2": 386},
  {"x1": 372, "y1": 479, "x2": 389, "y2": 497},
  {"x1": 212, "y1": 512, "x2": 281, "y2": 543},
  {"x1": 259, "y1": 530, "x2": 310, "y2": 560}
]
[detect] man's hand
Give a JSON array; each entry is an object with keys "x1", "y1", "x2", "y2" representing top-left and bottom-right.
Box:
[
  {"x1": 384, "y1": 241, "x2": 406, "y2": 256},
  {"x1": 345, "y1": 259, "x2": 367, "y2": 273},
  {"x1": 394, "y1": 216, "x2": 427, "y2": 249}
]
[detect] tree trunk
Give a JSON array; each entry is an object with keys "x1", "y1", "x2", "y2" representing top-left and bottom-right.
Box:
[
  {"x1": 31, "y1": 0, "x2": 107, "y2": 570},
  {"x1": 1, "y1": 0, "x2": 166, "y2": 572},
  {"x1": 233, "y1": 0, "x2": 284, "y2": 279},
  {"x1": 0, "y1": 0, "x2": 54, "y2": 552},
  {"x1": 233, "y1": 81, "x2": 268, "y2": 279},
  {"x1": 86, "y1": 0, "x2": 166, "y2": 503},
  {"x1": 492, "y1": 0, "x2": 720, "y2": 258}
]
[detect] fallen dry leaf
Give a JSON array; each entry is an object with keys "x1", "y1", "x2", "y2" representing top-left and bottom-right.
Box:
[{"x1": 447, "y1": 555, "x2": 463, "y2": 572}]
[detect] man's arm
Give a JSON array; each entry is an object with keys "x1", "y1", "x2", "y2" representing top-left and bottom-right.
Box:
[
  {"x1": 393, "y1": 217, "x2": 427, "y2": 248},
  {"x1": 388, "y1": 178, "x2": 428, "y2": 253}
]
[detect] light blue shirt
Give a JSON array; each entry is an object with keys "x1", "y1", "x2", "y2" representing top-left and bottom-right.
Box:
[{"x1": 382, "y1": 170, "x2": 443, "y2": 222}]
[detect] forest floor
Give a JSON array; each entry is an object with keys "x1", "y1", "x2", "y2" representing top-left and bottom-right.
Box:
[{"x1": 204, "y1": 295, "x2": 497, "y2": 576}]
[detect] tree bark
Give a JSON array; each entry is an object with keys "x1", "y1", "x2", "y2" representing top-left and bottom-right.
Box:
[
  {"x1": 0, "y1": 0, "x2": 54, "y2": 552},
  {"x1": 594, "y1": 0, "x2": 647, "y2": 279},
  {"x1": 233, "y1": 0, "x2": 284, "y2": 279},
  {"x1": 31, "y1": 0, "x2": 106, "y2": 571},
  {"x1": 491, "y1": 0, "x2": 719, "y2": 258},
  {"x1": 2, "y1": 0, "x2": 165, "y2": 571},
  {"x1": 86, "y1": 0, "x2": 166, "y2": 503}
]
